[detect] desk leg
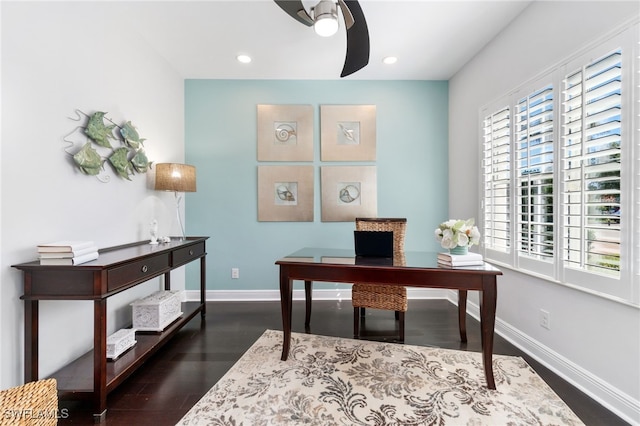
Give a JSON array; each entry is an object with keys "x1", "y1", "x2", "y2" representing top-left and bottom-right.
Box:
[
  {"x1": 280, "y1": 267, "x2": 293, "y2": 361},
  {"x1": 479, "y1": 276, "x2": 497, "y2": 389},
  {"x1": 304, "y1": 281, "x2": 312, "y2": 332},
  {"x1": 200, "y1": 255, "x2": 207, "y2": 318},
  {"x1": 458, "y1": 290, "x2": 468, "y2": 343}
]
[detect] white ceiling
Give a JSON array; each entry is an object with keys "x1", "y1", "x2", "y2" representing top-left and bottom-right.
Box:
[{"x1": 121, "y1": 0, "x2": 532, "y2": 80}]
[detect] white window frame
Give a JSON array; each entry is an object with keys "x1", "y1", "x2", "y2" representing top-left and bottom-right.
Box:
[
  {"x1": 479, "y1": 22, "x2": 639, "y2": 305},
  {"x1": 481, "y1": 105, "x2": 512, "y2": 266},
  {"x1": 514, "y1": 82, "x2": 556, "y2": 278},
  {"x1": 560, "y1": 43, "x2": 627, "y2": 297}
]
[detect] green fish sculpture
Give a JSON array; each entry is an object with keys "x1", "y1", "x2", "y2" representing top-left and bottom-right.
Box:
[
  {"x1": 73, "y1": 142, "x2": 104, "y2": 175},
  {"x1": 85, "y1": 111, "x2": 116, "y2": 149},
  {"x1": 120, "y1": 121, "x2": 146, "y2": 149},
  {"x1": 131, "y1": 149, "x2": 152, "y2": 173},
  {"x1": 109, "y1": 147, "x2": 133, "y2": 180}
]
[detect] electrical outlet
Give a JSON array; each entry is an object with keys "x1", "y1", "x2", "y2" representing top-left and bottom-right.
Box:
[
  {"x1": 540, "y1": 309, "x2": 551, "y2": 330},
  {"x1": 231, "y1": 268, "x2": 239, "y2": 279}
]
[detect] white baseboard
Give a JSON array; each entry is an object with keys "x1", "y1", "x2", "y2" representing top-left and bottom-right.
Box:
[
  {"x1": 182, "y1": 288, "x2": 638, "y2": 424},
  {"x1": 446, "y1": 291, "x2": 640, "y2": 425}
]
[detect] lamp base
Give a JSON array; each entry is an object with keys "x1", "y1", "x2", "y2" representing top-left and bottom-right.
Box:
[{"x1": 174, "y1": 192, "x2": 186, "y2": 241}]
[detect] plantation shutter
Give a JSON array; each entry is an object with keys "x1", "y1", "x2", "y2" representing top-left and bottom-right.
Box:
[
  {"x1": 561, "y1": 50, "x2": 622, "y2": 277},
  {"x1": 515, "y1": 85, "x2": 555, "y2": 261},
  {"x1": 482, "y1": 107, "x2": 511, "y2": 253}
]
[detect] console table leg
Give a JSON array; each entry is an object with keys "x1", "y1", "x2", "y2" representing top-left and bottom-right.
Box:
[
  {"x1": 458, "y1": 290, "x2": 468, "y2": 343},
  {"x1": 93, "y1": 299, "x2": 108, "y2": 417},
  {"x1": 304, "y1": 280, "x2": 312, "y2": 332},
  {"x1": 280, "y1": 267, "x2": 293, "y2": 361},
  {"x1": 164, "y1": 271, "x2": 171, "y2": 291},
  {"x1": 93, "y1": 409, "x2": 107, "y2": 423},
  {"x1": 24, "y1": 298, "x2": 38, "y2": 382}
]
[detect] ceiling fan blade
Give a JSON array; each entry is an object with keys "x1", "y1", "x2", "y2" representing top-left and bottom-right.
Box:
[
  {"x1": 337, "y1": 0, "x2": 354, "y2": 29},
  {"x1": 274, "y1": 0, "x2": 313, "y2": 26},
  {"x1": 340, "y1": 0, "x2": 370, "y2": 77}
]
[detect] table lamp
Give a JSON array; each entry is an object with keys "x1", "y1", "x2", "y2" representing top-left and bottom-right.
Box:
[{"x1": 154, "y1": 163, "x2": 197, "y2": 240}]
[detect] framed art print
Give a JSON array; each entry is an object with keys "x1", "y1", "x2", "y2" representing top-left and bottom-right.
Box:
[
  {"x1": 257, "y1": 105, "x2": 313, "y2": 161},
  {"x1": 320, "y1": 105, "x2": 376, "y2": 161},
  {"x1": 258, "y1": 165, "x2": 314, "y2": 222},
  {"x1": 321, "y1": 166, "x2": 377, "y2": 222}
]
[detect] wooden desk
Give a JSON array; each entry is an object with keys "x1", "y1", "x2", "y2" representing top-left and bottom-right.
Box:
[
  {"x1": 276, "y1": 248, "x2": 502, "y2": 389},
  {"x1": 12, "y1": 237, "x2": 208, "y2": 422}
]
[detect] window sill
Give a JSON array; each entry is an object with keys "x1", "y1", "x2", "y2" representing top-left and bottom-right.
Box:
[{"x1": 485, "y1": 258, "x2": 639, "y2": 309}]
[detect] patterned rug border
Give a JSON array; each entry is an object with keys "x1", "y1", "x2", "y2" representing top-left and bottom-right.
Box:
[{"x1": 178, "y1": 329, "x2": 584, "y2": 425}]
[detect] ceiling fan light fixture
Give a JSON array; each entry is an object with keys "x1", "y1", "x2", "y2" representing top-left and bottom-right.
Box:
[
  {"x1": 313, "y1": 0, "x2": 339, "y2": 37},
  {"x1": 236, "y1": 54, "x2": 252, "y2": 64}
]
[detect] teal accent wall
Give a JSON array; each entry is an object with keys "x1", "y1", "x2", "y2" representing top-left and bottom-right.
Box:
[{"x1": 185, "y1": 80, "x2": 448, "y2": 291}]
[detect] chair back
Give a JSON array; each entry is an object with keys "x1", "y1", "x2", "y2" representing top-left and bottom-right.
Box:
[{"x1": 355, "y1": 218, "x2": 407, "y2": 254}]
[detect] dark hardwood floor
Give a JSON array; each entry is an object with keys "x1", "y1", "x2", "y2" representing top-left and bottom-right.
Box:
[{"x1": 58, "y1": 299, "x2": 629, "y2": 425}]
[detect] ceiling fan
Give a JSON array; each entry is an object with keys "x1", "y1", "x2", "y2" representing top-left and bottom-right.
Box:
[{"x1": 274, "y1": 0, "x2": 370, "y2": 77}]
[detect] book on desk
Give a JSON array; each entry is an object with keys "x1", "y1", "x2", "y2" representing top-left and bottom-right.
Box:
[
  {"x1": 437, "y1": 251, "x2": 484, "y2": 267},
  {"x1": 37, "y1": 240, "x2": 99, "y2": 265}
]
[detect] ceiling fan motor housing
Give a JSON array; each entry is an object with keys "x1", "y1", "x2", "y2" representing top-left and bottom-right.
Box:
[
  {"x1": 312, "y1": 0, "x2": 339, "y2": 37},
  {"x1": 313, "y1": 0, "x2": 338, "y2": 20}
]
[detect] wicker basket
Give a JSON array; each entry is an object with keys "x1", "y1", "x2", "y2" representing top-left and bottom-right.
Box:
[
  {"x1": 352, "y1": 218, "x2": 408, "y2": 313},
  {"x1": 0, "y1": 378, "x2": 58, "y2": 425}
]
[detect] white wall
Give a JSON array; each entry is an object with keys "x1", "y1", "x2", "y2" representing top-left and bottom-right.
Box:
[
  {"x1": 449, "y1": 1, "x2": 639, "y2": 423},
  {"x1": 1, "y1": 2, "x2": 185, "y2": 388}
]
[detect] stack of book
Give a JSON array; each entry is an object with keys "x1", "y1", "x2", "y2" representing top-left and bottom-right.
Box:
[
  {"x1": 37, "y1": 240, "x2": 99, "y2": 265},
  {"x1": 437, "y1": 251, "x2": 484, "y2": 267}
]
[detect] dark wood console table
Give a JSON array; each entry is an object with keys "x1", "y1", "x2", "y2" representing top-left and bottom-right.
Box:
[{"x1": 12, "y1": 236, "x2": 208, "y2": 422}]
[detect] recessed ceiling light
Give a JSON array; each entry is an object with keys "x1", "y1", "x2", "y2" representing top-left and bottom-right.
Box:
[
  {"x1": 237, "y1": 54, "x2": 252, "y2": 64},
  {"x1": 383, "y1": 56, "x2": 398, "y2": 65}
]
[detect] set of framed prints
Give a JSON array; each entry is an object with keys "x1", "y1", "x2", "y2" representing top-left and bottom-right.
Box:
[{"x1": 257, "y1": 104, "x2": 377, "y2": 222}]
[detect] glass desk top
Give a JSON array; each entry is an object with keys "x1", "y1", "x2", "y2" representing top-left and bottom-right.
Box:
[{"x1": 277, "y1": 247, "x2": 501, "y2": 273}]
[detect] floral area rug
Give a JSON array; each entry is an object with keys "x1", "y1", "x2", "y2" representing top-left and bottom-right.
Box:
[{"x1": 177, "y1": 329, "x2": 583, "y2": 425}]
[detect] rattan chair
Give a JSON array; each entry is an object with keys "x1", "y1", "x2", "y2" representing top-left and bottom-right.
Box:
[
  {"x1": 352, "y1": 218, "x2": 407, "y2": 342},
  {"x1": 0, "y1": 378, "x2": 58, "y2": 426}
]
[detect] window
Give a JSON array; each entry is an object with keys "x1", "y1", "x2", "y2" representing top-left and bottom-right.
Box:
[
  {"x1": 482, "y1": 107, "x2": 511, "y2": 254},
  {"x1": 480, "y1": 25, "x2": 638, "y2": 304},
  {"x1": 561, "y1": 51, "x2": 622, "y2": 278},
  {"x1": 516, "y1": 85, "x2": 554, "y2": 262}
]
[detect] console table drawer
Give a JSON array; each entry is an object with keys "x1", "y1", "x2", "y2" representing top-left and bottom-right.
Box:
[
  {"x1": 173, "y1": 242, "x2": 205, "y2": 266},
  {"x1": 108, "y1": 254, "x2": 170, "y2": 292}
]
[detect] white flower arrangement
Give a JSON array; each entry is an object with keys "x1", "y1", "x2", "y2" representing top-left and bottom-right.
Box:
[{"x1": 434, "y1": 218, "x2": 481, "y2": 250}]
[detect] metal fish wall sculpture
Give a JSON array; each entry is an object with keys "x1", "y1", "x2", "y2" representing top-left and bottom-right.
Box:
[{"x1": 65, "y1": 110, "x2": 153, "y2": 182}]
